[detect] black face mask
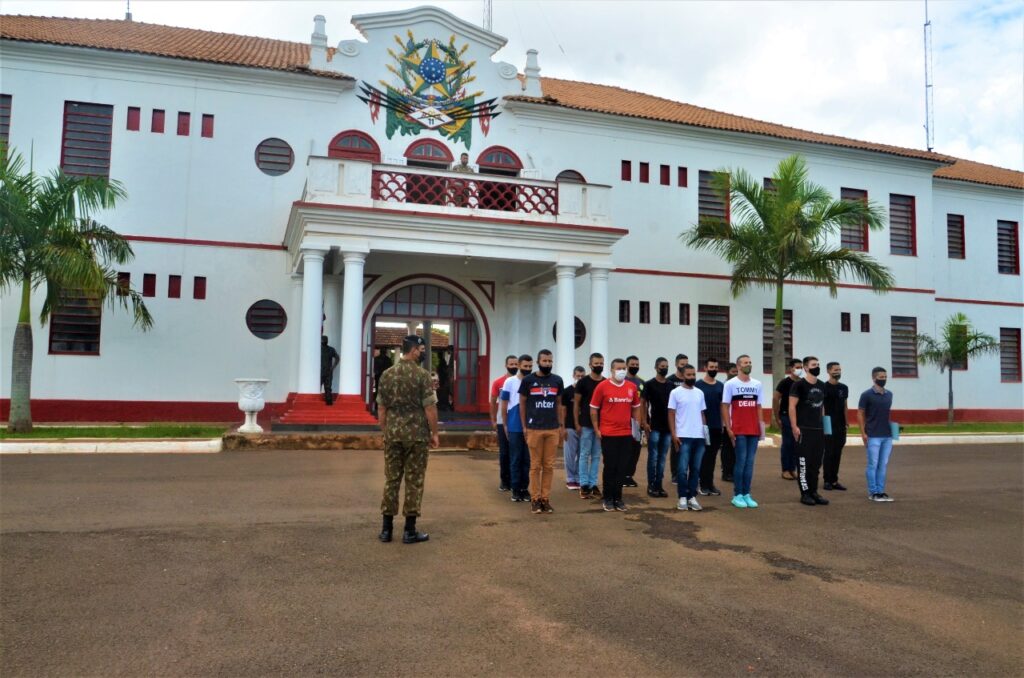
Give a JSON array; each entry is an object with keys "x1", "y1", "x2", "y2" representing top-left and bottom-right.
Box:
[
  {"x1": 538, "y1": 365, "x2": 552, "y2": 375},
  {"x1": 676, "y1": 366, "x2": 686, "y2": 375},
  {"x1": 627, "y1": 366, "x2": 639, "y2": 376},
  {"x1": 707, "y1": 370, "x2": 718, "y2": 378},
  {"x1": 656, "y1": 367, "x2": 669, "y2": 377},
  {"x1": 683, "y1": 378, "x2": 696, "y2": 387},
  {"x1": 832, "y1": 372, "x2": 842, "y2": 380},
  {"x1": 809, "y1": 367, "x2": 821, "y2": 377},
  {"x1": 592, "y1": 365, "x2": 604, "y2": 375},
  {"x1": 519, "y1": 368, "x2": 531, "y2": 377},
  {"x1": 507, "y1": 366, "x2": 518, "y2": 376},
  {"x1": 875, "y1": 378, "x2": 887, "y2": 388}
]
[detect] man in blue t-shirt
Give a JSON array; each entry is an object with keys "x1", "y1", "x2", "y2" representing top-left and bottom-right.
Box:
[
  {"x1": 857, "y1": 366, "x2": 895, "y2": 503},
  {"x1": 501, "y1": 354, "x2": 533, "y2": 502},
  {"x1": 696, "y1": 357, "x2": 725, "y2": 496}
]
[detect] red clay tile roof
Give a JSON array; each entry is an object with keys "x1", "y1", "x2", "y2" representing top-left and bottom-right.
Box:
[
  {"x1": 373, "y1": 327, "x2": 450, "y2": 348},
  {"x1": 0, "y1": 15, "x2": 350, "y2": 80},
  {"x1": 2, "y1": 15, "x2": 1020, "y2": 190}
]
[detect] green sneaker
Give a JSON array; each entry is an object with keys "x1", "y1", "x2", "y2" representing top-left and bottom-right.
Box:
[
  {"x1": 743, "y1": 494, "x2": 759, "y2": 508},
  {"x1": 731, "y1": 495, "x2": 748, "y2": 508}
]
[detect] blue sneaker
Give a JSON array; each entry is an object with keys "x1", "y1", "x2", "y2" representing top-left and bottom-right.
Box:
[
  {"x1": 731, "y1": 495, "x2": 748, "y2": 508},
  {"x1": 743, "y1": 494, "x2": 759, "y2": 508}
]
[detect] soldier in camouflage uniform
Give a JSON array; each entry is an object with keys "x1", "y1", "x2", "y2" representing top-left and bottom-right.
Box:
[{"x1": 377, "y1": 335, "x2": 440, "y2": 544}]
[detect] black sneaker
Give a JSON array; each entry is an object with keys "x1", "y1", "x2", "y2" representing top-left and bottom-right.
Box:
[
  {"x1": 706, "y1": 486, "x2": 722, "y2": 496},
  {"x1": 832, "y1": 482, "x2": 848, "y2": 491},
  {"x1": 542, "y1": 500, "x2": 554, "y2": 513},
  {"x1": 879, "y1": 493, "x2": 894, "y2": 502},
  {"x1": 823, "y1": 482, "x2": 834, "y2": 491},
  {"x1": 623, "y1": 477, "x2": 639, "y2": 488},
  {"x1": 579, "y1": 485, "x2": 591, "y2": 499},
  {"x1": 591, "y1": 486, "x2": 603, "y2": 499},
  {"x1": 602, "y1": 500, "x2": 615, "y2": 512},
  {"x1": 647, "y1": 485, "x2": 658, "y2": 497},
  {"x1": 722, "y1": 474, "x2": 734, "y2": 483},
  {"x1": 498, "y1": 484, "x2": 511, "y2": 492},
  {"x1": 812, "y1": 493, "x2": 830, "y2": 505},
  {"x1": 531, "y1": 500, "x2": 543, "y2": 514},
  {"x1": 656, "y1": 487, "x2": 669, "y2": 498},
  {"x1": 614, "y1": 500, "x2": 628, "y2": 512},
  {"x1": 800, "y1": 494, "x2": 817, "y2": 506},
  {"x1": 698, "y1": 487, "x2": 712, "y2": 496}
]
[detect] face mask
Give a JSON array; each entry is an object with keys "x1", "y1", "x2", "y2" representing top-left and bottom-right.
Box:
[
  {"x1": 656, "y1": 367, "x2": 669, "y2": 377},
  {"x1": 592, "y1": 365, "x2": 604, "y2": 375},
  {"x1": 707, "y1": 370, "x2": 718, "y2": 378},
  {"x1": 832, "y1": 372, "x2": 842, "y2": 380},
  {"x1": 676, "y1": 366, "x2": 686, "y2": 375},
  {"x1": 875, "y1": 378, "x2": 887, "y2": 388},
  {"x1": 740, "y1": 366, "x2": 752, "y2": 375},
  {"x1": 684, "y1": 378, "x2": 696, "y2": 387},
  {"x1": 809, "y1": 367, "x2": 820, "y2": 377},
  {"x1": 538, "y1": 365, "x2": 552, "y2": 376},
  {"x1": 520, "y1": 368, "x2": 531, "y2": 376},
  {"x1": 794, "y1": 369, "x2": 805, "y2": 379},
  {"x1": 614, "y1": 369, "x2": 627, "y2": 381},
  {"x1": 507, "y1": 366, "x2": 518, "y2": 376},
  {"x1": 627, "y1": 366, "x2": 639, "y2": 376}
]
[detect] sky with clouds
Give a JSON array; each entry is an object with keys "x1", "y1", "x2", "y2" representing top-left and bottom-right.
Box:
[{"x1": 6, "y1": 0, "x2": 1022, "y2": 170}]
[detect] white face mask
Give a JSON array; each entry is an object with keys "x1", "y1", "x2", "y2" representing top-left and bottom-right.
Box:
[
  {"x1": 614, "y1": 369, "x2": 627, "y2": 381},
  {"x1": 794, "y1": 369, "x2": 805, "y2": 379}
]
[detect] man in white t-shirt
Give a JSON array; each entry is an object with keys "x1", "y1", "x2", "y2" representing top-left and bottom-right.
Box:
[{"x1": 668, "y1": 364, "x2": 707, "y2": 511}]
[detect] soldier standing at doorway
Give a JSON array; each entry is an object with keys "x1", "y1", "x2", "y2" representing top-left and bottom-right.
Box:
[
  {"x1": 321, "y1": 336, "x2": 339, "y2": 405},
  {"x1": 377, "y1": 335, "x2": 440, "y2": 544}
]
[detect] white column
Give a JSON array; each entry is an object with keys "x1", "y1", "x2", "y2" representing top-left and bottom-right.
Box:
[
  {"x1": 555, "y1": 266, "x2": 576, "y2": 377},
  {"x1": 323, "y1": 276, "x2": 342, "y2": 387},
  {"x1": 505, "y1": 285, "x2": 522, "y2": 353},
  {"x1": 298, "y1": 248, "x2": 327, "y2": 393},
  {"x1": 590, "y1": 266, "x2": 610, "y2": 358},
  {"x1": 339, "y1": 251, "x2": 367, "y2": 395},
  {"x1": 534, "y1": 285, "x2": 552, "y2": 350},
  {"x1": 289, "y1": 274, "x2": 303, "y2": 393}
]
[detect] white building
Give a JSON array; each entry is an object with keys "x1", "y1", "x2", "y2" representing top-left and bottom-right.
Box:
[{"x1": 1, "y1": 6, "x2": 1021, "y2": 424}]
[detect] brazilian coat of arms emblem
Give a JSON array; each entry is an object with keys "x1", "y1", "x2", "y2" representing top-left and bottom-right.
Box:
[{"x1": 357, "y1": 31, "x2": 501, "y2": 148}]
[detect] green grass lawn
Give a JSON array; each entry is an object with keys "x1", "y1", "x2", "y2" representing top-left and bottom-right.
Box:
[
  {"x1": 766, "y1": 422, "x2": 1023, "y2": 435},
  {"x1": 0, "y1": 424, "x2": 228, "y2": 440}
]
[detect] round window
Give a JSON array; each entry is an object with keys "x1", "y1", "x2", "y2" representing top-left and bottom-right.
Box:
[
  {"x1": 246, "y1": 300, "x2": 287, "y2": 339},
  {"x1": 551, "y1": 317, "x2": 587, "y2": 349},
  {"x1": 254, "y1": 138, "x2": 294, "y2": 176}
]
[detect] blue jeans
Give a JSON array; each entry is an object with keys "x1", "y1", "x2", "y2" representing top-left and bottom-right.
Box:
[
  {"x1": 780, "y1": 414, "x2": 796, "y2": 472},
  {"x1": 563, "y1": 428, "x2": 580, "y2": 485},
  {"x1": 865, "y1": 437, "x2": 894, "y2": 495},
  {"x1": 733, "y1": 435, "x2": 759, "y2": 496},
  {"x1": 676, "y1": 438, "x2": 705, "y2": 499},
  {"x1": 578, "y1": 427, "x2": 602, "y2": 487},
  {"x1": 507, "y1": 431, "x2": 531, "y2": 492},
  {"x1": 496, "y1": 424, "x2": 510, "y2": 488},
  {"x1": 647, "y1": 429, "x2": 672, "y2": 487}
]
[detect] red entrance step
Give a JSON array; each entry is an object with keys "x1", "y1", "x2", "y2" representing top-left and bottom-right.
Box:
[{"x1": 277, "y1": 393, "x2": 378, "y2": 425}]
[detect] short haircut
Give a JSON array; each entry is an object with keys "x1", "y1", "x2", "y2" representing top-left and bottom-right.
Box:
[
  {"x1": 401, "y1": 336, "x2": 423, "y2": 353},
  {"x1": 538, "y1": 349, "x2": 553, "y2": 358},
  {"x1": 505, "y1": 354, "x2": 518, "y2": 362},
  {"x1": 573, "y1": 365, "x2": 586, "y2": 373},
  {"x1": 802, "y1": 355, "x2": 818, "y2": 365},
  {"x1": 626, "y1": 355, "x2": 639, "y2": 363},
  {"x1": 788, "y1": 358, "x2": 802, "y2": 368},
  {"x1": 518, "y1": 354, "x2": 533, "y2": 363},
  {"x1": 726, "y1": 362, "x2": 736, "y2": 370},
  {"x1": 655, "y1": 356, "x2": 668, "y2": 365},
  {"x1": 589, "y1": 352, "x2": 604, "y2": 362},
  {"x1": 871, "y1": 366, "x2": 887, "y2": 377},
  {"x1": 736, "y1": 354, "x2": 750, "y2": 362},
  {"x1": 704, "y1": 357, "x2": 718, "y2": 367},
  {"x1": 682, "y1": 364, "x2": 696, "y2": 372},
  {"x1": 611, "y1": 357, "x2": 626, "y2": 367},
  {"x1": 675, "y1": 353, "x2": 689, "y2": 362},
  {"x1": 826, "y1": 361, "x2": 840, "y2": 370}
]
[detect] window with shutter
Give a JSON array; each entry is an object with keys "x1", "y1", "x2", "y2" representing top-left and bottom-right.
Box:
[
  {"x1": 698, "y1": 170, "x2": 729, "y2": 222},
  {"x1": 890, "y1": 316, "x2": 918, "y2": 377},
  {"x1": 840, "y1": 188, "x2": 869, "y2": 251},
  {"x1": 698, "y1": 305, "x2": 730, "y2": 368},
  {"x1": 762, "y1": 308, "x2": 792, "y2": 374},
  {"x1": 947, "y1": 214, "x2": 965, "y2": 259},
  {"x1": 997, "y1": 220, "x2": 1019, "y2": 274},
  {"x1": 889, "y1": 194, "x2": 917, "y2": 255},
  {"x1": 1000, "y1": 328, "x2": 1021, "y2": 382},
  {"x1": 60, "y1": 101, "x2": 113, "y2": 178}
]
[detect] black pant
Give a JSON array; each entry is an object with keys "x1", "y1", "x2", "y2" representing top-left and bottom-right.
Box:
[
  {"x1": 670, "y1": 445, "x2": 679, "y2": 482},
  {"x1": 321, "y1": 372, "x2": 333, "y2": 405},
  {"x1": 797, "y1": 428, "x2": 826, "y2": 495},
  {"x1": 601, "y1": 435, "x2": 632, "y2": 503},
  {"x1": 720, "y1": 429, "x2": 735, "y2": 480},
  {"x1": 824, "y1": 429, "x2": 847, "y2": 484},
  {"x1": 699, "y1": 427, "x2": 723, "y2": 489},
  {"x1": 626, "y1": 438, "x2": 642, "y2": 478}
]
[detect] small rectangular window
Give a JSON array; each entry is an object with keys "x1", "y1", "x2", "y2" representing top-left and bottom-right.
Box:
[
  {"x1": 618, "y1": 299, "x2": 630, "y2": 323},
  {"x1": 891, "y1": 316, "x2": 917, "y2": 377},
  {"x1": 841, "y1": 188, "x2": 869, "y2": 251},
  {"x1": 659, "y1": 164, "x2": 670, "y2": 186},
  {"x1": 61, "y1": 101, "x2": 114, "y2": 178},
  {"x1": 620, "y1": 160, "x2": 631, "y2": 182},
  {"x1": 639, "y1": 162, "x2": 650, "y2": 184},
  {"x1": 142, "y1": 273, "x2": 156, "y2": 297},
  {"x1": 890, "y1": 194, "x2": 916, "y2": 256},
  {"x1": 151, "y1": 109, "x2": 165, "y2": 133},
  {"x1": 193, "y1": 276, "x2": 207, "y2": 300},
  {"x1": 168, "y1": 274, "x2": 181, "y2": 299},
  {"x1": 639, "y1": 301, "x2": 650, "y2": 324},
  {"x1": 48, "y1": 290, "x2": 101, "y2": 354},
  {"x1": 762, "y1": 308, "x2": 793, "y2": 374},
  {"x1": 677, "y1": 166, "x2": 688, "y2": 187},
  {"x1": 698, "y1": 170, "x2": 729, "y2": 223},
  {"x1": 116, "y1": 271, "x2": 130, "y2": 296},
  {"x1": 659, "y1": 302, "x2": 670, "y2": 324},
  {"x1": 126, "y1": 106, "x2": 140, "y2": 131},
  {"x1": 1000, "y1": 328, "x2": 1022, "y2": 382},
  {"x1": 201, "y1": 114, "x2": 214, "y2": 138},
  {"x1": 997, "y1": 220, "x2": 1020, "y2": 274},
  {"x1": 177, "y1": 112, "x2": 190, "y2": 136},
  {"x1": 947, "y1": 214, "x2": 965, "y2": 259},
  {"x1": 841, "y1": 312, "x2": 851, "y2": 332},
  {"x1": 861, "y1": 313, "x2": 871, "y2": 333},
  {"x1": 678, "y1": 303, "x2": 690, "y2": 326}
]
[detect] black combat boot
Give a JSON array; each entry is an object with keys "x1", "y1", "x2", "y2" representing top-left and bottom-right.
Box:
[
  {"x1": 402, "y1": 516, "x2": 429, "y2": 544},
  {"x1": 379, "y1": 515, "x2": 393, "y2": 542}
]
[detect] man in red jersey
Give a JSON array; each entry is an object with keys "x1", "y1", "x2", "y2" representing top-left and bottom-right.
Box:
[{"x1": 590, "y1": 358, "x2": 642, "y2": 512}]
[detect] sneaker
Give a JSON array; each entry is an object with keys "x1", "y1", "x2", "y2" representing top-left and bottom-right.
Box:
[
  {"x1": 707, "y1": 486, "x2": 722, "y2": 496},
  {"x1": 542, "y1": 500, "x2": 554, "y2": 513},
  {"x1": 832, "y1": 482, "x2": 848, "y2": 491},
  {"x1": 579, "y1": 486, "x2": 591, "y2": 499},
  {"x1": 602, "y1": 500, "x2": 615, "y2": 512},
  {"x1": 800, "y1": 494, "x2": 817, "y2": 506},
  {"x1": 647, "y1": 485, "x2": 658, "y2": 497},
  {"x1": 721, "y1": 474, "x2": 734, "y2": 483},
  {"x1": 614, "y1": 500, "x2": 628, "y2": 512},
  {"x1": 869, "y1": 493, "x2": 885, "y2": 502},
  {"x1": 591, "y1": 486, "x2": 603, "y2": 499},
  {"x1": 879, "y1": 493, "x2": 894, "y2": 502},
  {"x1": 656, "y1": 487, "x2": 669, "y2": 498},
  {"x1": 566, "y1": 482, "x2": 580, "y2": 491},
  {"x1": 677, "y1": 498, "x2": 688, "y2": 510},
  {"x1": 823, "y1": 482, "x2": 834, "y2": 491},
  {"x1": 687, "y1": 497, "x2": 703, "y2": 511},
  {"x1": 742, "y1": 494, "x2": 759, "y2": 508},
  {"x1": 531, "y1": 500, "x2": 543, "y2": 514},
  {"x1": 812, "y1": 493, "x2": 830, "y2": 505},
  {"x1": 731, "y1": 495, "x2": 748, "y2": 508},
  {"x1": 498, "y1": 484, "x2": 511, "y2": 492},
  {"x1": 623, "y1": 477, "x2": 639, "y2": 488},
  {"x1": 698, "y1": 487, "x2": 711, "y2": 496}
]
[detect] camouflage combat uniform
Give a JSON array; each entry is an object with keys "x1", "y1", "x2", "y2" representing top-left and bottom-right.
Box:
[{"x1": 377, "y1": 358, "x2": 438, "y2": 517}]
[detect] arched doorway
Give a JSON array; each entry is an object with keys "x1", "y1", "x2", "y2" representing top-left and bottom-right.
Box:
[{"x1": 368, "y1": 282, "x2": 482, "y2": 414}]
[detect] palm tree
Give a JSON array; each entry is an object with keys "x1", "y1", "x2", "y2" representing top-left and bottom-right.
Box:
[
  {"x1": 0, "y1": 149, "x2": 153, "y2": 432},
  {"x1": 684, "y1": 154, "x2": 894, "y2": 389},
  {"x1": 916, "y1": 313, "x2": 999, "y2": 425}
]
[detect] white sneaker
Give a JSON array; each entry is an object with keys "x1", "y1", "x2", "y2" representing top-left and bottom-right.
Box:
[
  {"x1": 879, "y1": 493, "x2": 894, "y2": 502},
  {"x1": 687, "y1": 497, "x2": 703, "y2": 511},
  {"x1": 676, "y1": 498, "x2": 688, "y2": 510}
]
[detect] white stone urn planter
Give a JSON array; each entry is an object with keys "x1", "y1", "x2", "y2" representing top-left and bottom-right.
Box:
[{"x1": 234, "y1": 378, "x2": 269, "y2": 433}]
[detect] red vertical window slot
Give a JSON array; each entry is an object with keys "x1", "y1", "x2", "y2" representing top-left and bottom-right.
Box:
[
  {"x1": 193, "y1": 276, "x2": 207, "y2": 300},
  {"x1": 678, "y1": 167, "x2": 688, "y2": 187},
  {"x1": 660, "y1": 164, "x2": 670, "y2": 185},
  {"x1": 142, "y1": 273, "x2": 156, "y2": 297},
  {"x1": 168, "y1": 275, "x2": 181, "y2": 298},
  {"x1": 151, "y1": 109, "x2": 165, "y2": 133},
  {"x1": 621, "y1": 160, "x2": 632, "y2": 181},
  {"x1": 177, "y1": 112, "x2": 190, "y2": 136},
  {"x1": 201, "y1": 114, "x2": 214, "y2": 138},
  {"x1": 126, "y1": 106, "x2": 140, "y2": 131},
  {"x1": 639, "y1": 162, "x2": 650, "y2": 183}
]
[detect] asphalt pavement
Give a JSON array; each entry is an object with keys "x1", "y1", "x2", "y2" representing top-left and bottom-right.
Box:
[{"x1": 1, "y1": 443, "x2": 1021, "y2": 676}]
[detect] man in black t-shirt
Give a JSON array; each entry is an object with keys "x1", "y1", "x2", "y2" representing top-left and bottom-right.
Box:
[
  {"x1": 518, "y1": 349, "x2": 565, "y2": 514},
  {"x1": 623, "y1": 355, "x2": 645, "y2": 488},
  {"x1": 666, "y1": 353, "x2": 689, "y2": 484},
  {"x1": 773, "y1": 358, "x2": 802, "y2": 479},
  {"x1": 642, "y1": 357, "x2": 674, "y2": 497},
  {"x1": 822, "y1": 361, "x2": 850, "y2": 491},
  {"x1": 562, "y1": 366, "x2": 585, "y2": 490},
  {"x1": 788, "y1": 356, "x2": 829, "y2": 506},
  {"x1": 573, "y1": 353, "x2": 605, "y2": 498}
]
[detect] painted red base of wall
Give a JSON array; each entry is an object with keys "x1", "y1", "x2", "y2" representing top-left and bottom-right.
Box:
[{"x1": 1, "y1": 400, "x2": 1021, "y2": 425}]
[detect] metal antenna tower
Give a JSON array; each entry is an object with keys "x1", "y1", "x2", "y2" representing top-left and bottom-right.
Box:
[
  {"x1": 125, "y1": 0, "x2": 132, "y2": 21},
  {"x1": 483, "y1": 0, "x2": 493, "y2": 31},
  {"x1": 923, "y1": 0, "x2": 935, "y2": 151}
]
